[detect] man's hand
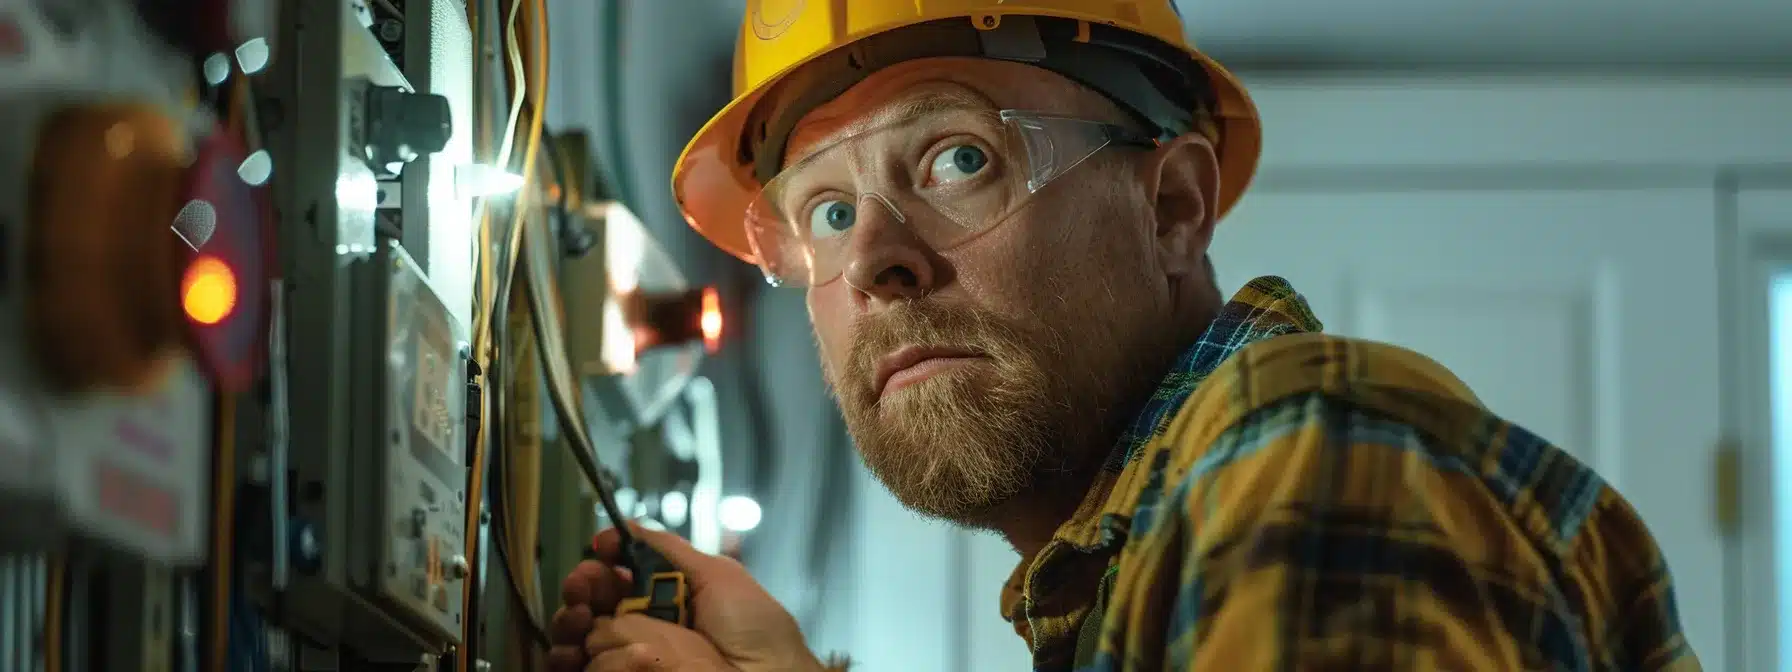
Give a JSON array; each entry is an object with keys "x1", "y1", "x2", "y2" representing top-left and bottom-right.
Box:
[{"x1": 546, "y1": 524, "x2": 824, "y2": 672}]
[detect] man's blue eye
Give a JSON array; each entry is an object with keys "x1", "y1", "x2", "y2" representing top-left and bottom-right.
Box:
[
  {"x1": 808, "y1": 200, "x2": 855, "y2": 239},
  {"x1": 931, "y1": 145, "x2": 988, "y2": 184}
]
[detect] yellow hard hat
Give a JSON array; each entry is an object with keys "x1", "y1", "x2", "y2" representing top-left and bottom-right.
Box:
[{"x1": 671, "y1": 0, "x2": 1261, "y2": 266}]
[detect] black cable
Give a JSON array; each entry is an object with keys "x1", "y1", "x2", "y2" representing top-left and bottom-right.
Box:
[
  {"x1": 488, "y1": 432, "x2": 553, "y2": 650},
  {"x1": 516, "y1": 214, "x2": 637, "y2": 562},
  {"x1": 509, "y1": 132, "x2": 628, "y2": 533},
  {"x1": 481, "y1": 208, "x2": 551, "y2": 652}
]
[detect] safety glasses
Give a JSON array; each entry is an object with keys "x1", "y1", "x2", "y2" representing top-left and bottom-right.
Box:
[{"x1": 742, "y1": 107, "x2": 1157, "y2": 287}]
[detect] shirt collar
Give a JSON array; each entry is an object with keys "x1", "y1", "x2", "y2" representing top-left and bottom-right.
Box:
[
  {"x1": 1108, "y1": 275, "x2": 1324, "y2": 469},
  {"x1": 1000, "y1": 276, "x2": 1323, "y2": 624}
]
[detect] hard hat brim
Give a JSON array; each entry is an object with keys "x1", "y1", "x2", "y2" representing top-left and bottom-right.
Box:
[{"x1": 672, "y1": 30, "x2": 1261, "y2": 267}]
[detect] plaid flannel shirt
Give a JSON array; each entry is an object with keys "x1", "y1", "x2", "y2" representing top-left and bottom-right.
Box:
[{"x1": 998, "y1": 276, "x2": 1702, "y2": 671}]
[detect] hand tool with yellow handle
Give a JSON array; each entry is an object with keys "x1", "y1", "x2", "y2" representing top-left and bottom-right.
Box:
[{"x1": 582, "y1": 534, "x2": 690, "y2": 626}]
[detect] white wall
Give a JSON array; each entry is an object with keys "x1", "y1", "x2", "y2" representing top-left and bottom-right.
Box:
[{"x1": 838, "y1": 75, "x2": 1792, "y2": 672}]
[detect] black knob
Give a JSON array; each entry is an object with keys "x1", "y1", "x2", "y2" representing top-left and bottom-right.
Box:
[{"x1": 362, "y1": 86, "x2": 452, "y2": 178}]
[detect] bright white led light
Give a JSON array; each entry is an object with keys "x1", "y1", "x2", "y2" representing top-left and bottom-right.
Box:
[
  {"x1": 203, "y1": 53, "x2": 232, "y2": 85},
  {"x1": 237, "y1": 149, "x2": 272, "y2": 186},
  {"x1": 660, "y1": 491, "x2": 689, "y2": 527},
  {"x1": 717, "y1": 495, "x2": 761, "y2": 533},
  {"x1": 454, "y1": 163, "x2": 525, "y2": 200},
  {"x1": 335, "y1": 171, "x2": 380, "y2": 212},
  {"x1": 234, "y1": 38, "x2": 271, "y2": 75}
]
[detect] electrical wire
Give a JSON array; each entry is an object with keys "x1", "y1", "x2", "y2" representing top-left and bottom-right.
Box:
[
  {"x1": 492, "y1": 0, "x2": 529, "y2": 185},
  {"x1": 463, "y1": 0, "x2": 548, "y2": 668},
  {"x1": 486, "y1": 409, "x2": 552, "y2": 651},
  {"x1": 518, "y1": 207, "x2": 634, "y2": 554},
  {"x1": 491, "y1": 499, "x2": 551, "y2": 650},
  {"x1": 488, "y1": 0, "x2": 546, "y2": 355},
  {"x1": 43, "y1": 550, "x2": 63, "y2": 672},
  {"x1": 487, "y1": 225, "x2": 548, "y2": 647},
  {"x1": 458, "y1": 2, "x2": 496, "y2": 670},
  {"x1": 209, "y1": 393, "x2": 239, "y2": 672}
]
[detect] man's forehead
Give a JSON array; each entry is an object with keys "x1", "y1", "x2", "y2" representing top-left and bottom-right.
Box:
[{"x1": 786, "y1": 81, "x2": 997, "y2": 160}]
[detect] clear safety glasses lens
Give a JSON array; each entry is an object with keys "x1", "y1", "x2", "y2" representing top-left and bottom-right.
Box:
[{"x1": 742, "y1": 108, "x2": 1148, "y2": 287}]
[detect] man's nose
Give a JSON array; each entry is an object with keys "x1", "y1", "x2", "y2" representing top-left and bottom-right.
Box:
[{"x1": 840, "y1": 193, "x2": 939, "y2": 306}]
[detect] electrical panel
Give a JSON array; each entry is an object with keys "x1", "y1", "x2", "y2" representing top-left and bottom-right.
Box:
[
  {"x1": 0, "y1": 0, "x2": 738, "y2": 668},
  {"x1": 348, "y1": 239, "x2": 470, "y2": 643},
  {"x1": 266, "y1": 0, "x2": 472, "y2": 659}
]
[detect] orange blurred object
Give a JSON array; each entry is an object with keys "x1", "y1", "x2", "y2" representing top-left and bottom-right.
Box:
[
  {"x1": 620, "y1": 286, "x2": 725, "y2": 355},
  {"x1": 699, "y1": 286, "x2": 722, "y2": 353},
  {"x1": 181, "y1": 255, "x2": 238, "y2": 326},
  {"x1": 25, "y1": 103, "x2": 189, "y2": 394},
  {"x1": 178, "y1": 118, "x2": 272, "y2": 393}
]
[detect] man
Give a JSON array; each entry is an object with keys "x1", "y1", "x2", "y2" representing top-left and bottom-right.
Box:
[{"x1": 549, "y1": 3, "x2": 1703, "y2": 671}]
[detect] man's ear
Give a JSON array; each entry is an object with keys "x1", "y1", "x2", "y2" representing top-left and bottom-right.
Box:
[{"x1": 1138, "y1": 133, "x2": 1219, "y2": 278}]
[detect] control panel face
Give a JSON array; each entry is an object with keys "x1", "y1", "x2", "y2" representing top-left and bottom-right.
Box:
[{"x1": 377, "y1": 243, "x2": 467, "y2": 640}]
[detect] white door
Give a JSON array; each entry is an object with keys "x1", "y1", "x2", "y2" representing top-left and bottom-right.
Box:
[
  {"x1": 961, "y1": 187, "x2": 1729, "y2": 670},
  {"x1": 1211, "y1": 187, "x2": 1728, "y2": 670},
  {"x1": 1735, "y1": 187, "x2": 1792, "y2": 672}
]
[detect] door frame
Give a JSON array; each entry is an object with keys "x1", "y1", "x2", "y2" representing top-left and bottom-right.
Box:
[{"x1": 1734, "y1": 187, "x2": 1792, "y2": 671}]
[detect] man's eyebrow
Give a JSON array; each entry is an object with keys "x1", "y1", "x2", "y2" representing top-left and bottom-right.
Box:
[
  {"x1": 804, "y1": 88, "x2": 993, "y2": 140},
  {"x1": 786, "y1": 87, "x2": 996, "y2": 166},
  {"x1": 873, "y1": 89, "x2": 992, "y2": 127}
]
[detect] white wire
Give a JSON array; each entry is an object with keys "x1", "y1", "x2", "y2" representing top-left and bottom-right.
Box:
[
  {"x1": 494, "y1": 0, "x2": 528, "y2": 173},
  {"x1": 470, "y1": 0, "x2": 531, "y2": 345}
]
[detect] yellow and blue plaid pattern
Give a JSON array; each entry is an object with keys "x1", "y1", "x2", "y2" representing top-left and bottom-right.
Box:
[{"x1": 1000, "y1": 276, "x2": 1701, "y2": 671}]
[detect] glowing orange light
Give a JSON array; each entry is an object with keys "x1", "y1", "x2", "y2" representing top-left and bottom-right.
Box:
[
  {"x1": 181, "y1": 255, "x2": 238, "y2": 325},
  {"x1": 631, "y1": 325, "x2": 656, "y2": 354},
  {"x1": 700, "y1": 287, "x2": 722, "y2": 353}
]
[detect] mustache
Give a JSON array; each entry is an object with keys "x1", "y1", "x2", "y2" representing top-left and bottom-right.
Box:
[{"x1": 842, "y1": 301, "x2": 1005, "y2": 389}]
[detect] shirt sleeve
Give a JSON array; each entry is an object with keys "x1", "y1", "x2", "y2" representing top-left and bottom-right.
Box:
[{"x1": 1091, "y1": 390, "x2": 1703, "y2": 672}]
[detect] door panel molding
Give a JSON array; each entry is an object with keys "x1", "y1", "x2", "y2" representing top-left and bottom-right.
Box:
[
  {"x1": 1733, "y1": 187, "x2": 1792, "y2": 672},
  {"x1": 1245, "y1": 76, "x2": 1792, "y2": 172}
]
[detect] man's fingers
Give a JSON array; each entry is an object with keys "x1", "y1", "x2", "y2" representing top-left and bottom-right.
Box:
[
  {"x1": 587, "y1": 643, "x2": 665, "y2": 672},
  {"x1": 590, "y1": 527, "x2": 627, "y2": 560},
  {"x1": 593, "y1": 524, "x2": 705, "y2": 568},
  {"x1": 628, "y1": 525, "x2": 713, "y2": 571},
  {"x1": 561, "y1": 560, "x2": 604, "y2": 604},
  {"x1": 584, "y1": 614, "x2": 681, "y2": 657},
  {"x1": 560, "y1": 559, "x2": 629, "y2": 614},
  {"x1": 584, "y1": 615, "x2": 629, "y2": 656},
  {"x1": 549, "y1": 604, "x2": 592, "y2": 645},
  {"x1": 545, "y1": 645, "x2": 587, "y2": 672},
  {"x1": 594, "y1": 523, "x2": 733, "y2": 590}
]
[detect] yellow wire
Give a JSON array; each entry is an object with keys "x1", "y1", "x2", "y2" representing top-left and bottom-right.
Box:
[
  {"x1": 462, "y1": 0, "x2": 549, "y2": 666},
  {"x1": 459, "y1": 0, "x2": 491, "y2": 666}
]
